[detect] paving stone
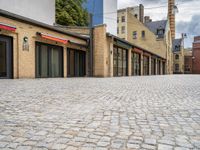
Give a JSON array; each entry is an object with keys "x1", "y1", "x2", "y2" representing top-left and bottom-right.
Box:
[
  {"x1": 16, "y1": 146, "x2": 32, "y2": 150},
  {"x1": 127, "y1": 143, "x2": 140, "y2": 149},
  {"x1": 158, "y1": 144, "x2": 173, "y2": 150},
  {"x1": 0, "y1": 76, "x2": 199, "y2": 150}
]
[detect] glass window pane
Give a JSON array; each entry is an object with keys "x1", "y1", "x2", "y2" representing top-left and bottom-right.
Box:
[
  {"x1": 51, "y1": 48, "x2": 60, "y2": 77},
  {"x1": 113, "y1": 47, "x2": 118, "y2": 76},
  {"x1": 40, "y1": 45, "x2": 48, "y2": 77},
  {"x1": 118, "y1": 48, "x2": 123, "y2": 76}
]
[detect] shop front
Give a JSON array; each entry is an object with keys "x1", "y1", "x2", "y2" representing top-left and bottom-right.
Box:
[{"x1": 0, "y1": 10, "x2": 89, "y2": 79}]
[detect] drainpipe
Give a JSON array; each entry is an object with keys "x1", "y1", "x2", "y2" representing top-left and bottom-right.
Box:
[{"x1": 89, "y1": 13, "x2": 93, "y2": 77}]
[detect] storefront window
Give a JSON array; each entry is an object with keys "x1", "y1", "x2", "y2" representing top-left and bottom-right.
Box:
[
  {"x1": 143, "y1": 56, "x2": 149, "y2": 75},
  {"x1": 132, "y1": 52, "x2": 140, "y2": 76},
  {"x1": 36, "y1": 42, "x2": 63, "y2": 78},
  {"x1": 113, "y1": 46, "x2": 128, "y2": 77}
]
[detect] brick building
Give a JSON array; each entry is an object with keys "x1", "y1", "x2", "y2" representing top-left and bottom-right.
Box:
[
  {"x1": 117, "y1": 6, "x2": 173, "y2": 75},
  {"x1": 192, "y1": 36, "x2": 200, "y2": 74},
  {"x1": 0, "y1": 10, "x2": 89, "y2": 79},
  {"x1": 172, "y1": 38, "x2": 184, "y2": 74}
]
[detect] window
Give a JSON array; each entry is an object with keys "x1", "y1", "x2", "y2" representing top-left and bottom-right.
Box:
[
  {"x1": 175, "y1": 45, "x2": 180, "y2": 51},
  {"x1": 113, "y1": 47, "x2": 128, "y2": 77},
  {"x1": 117, "y1": 27, "x2": 119, "y2": 34},
  {"x1": 175, "y1": 64, "x2": 179, "y2": 71},
  {"x1": 157, "y1": 29, "x2": 165, "y2": 38},
  {"x1": 175, "y1": 54, "x2": 179, "y2": 60},
  {"x1": 141, "y1": 31, "x2": 145, "y2": 38},
  {"x1": 36, "y1": 42, "x2": 63, "y2": 78},
  {"x1": 121, "y1": 26, "x2": 125, "y2": 34},
  {"x1": 117, "y1": 17, "x2": 119, "y2": 23},
  {"x1": 133, "y1": 31, "x2": 137, "y2": 39},
  {"x1": 121, "y1": 16, "x2": 125, "y2": 22}
]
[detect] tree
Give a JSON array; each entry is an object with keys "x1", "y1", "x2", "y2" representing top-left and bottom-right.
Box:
[{"x1": 56, "y1": 0, "x2": 88, "y2": 26}]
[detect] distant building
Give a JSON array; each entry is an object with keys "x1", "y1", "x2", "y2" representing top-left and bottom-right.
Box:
[
  {"x1": 184, "y1": 48, "x2": 193, "y2": 74},
  {"x1": 117, "y1": 6, "x2": 173, "y2": 75},
  {"x1": 192, "y1": 36, "x2": 200, "y2": 74},
  {"x1": 85, "y1": 0, "x2": 117, "y2": 35},
  {"x1": 0, "y1": 0, "x2": 55, "y2": 25},
  {"x1": 172, "y1": 38, "x2": 184, "y2": 74}
]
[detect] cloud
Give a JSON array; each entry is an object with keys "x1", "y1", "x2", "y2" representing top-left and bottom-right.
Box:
[{"x1": 176, "y1": 14, "x2": 200, "y2": 47}]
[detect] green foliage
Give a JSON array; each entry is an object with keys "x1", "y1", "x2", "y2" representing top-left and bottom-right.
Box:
[{"x1": 56, "y1": 0, "x2": 89, "y2": 26}]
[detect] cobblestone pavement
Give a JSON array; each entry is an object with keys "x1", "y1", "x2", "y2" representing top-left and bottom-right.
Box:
[{"x1": 0, "y1": 75, "x2": 200, "y2": 150}]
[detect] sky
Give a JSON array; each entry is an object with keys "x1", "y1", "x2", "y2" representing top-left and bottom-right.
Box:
[{"x1": 118, "y1": 0, "x2": 200, "y2": 48}]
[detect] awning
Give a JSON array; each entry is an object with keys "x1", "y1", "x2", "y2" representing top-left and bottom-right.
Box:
[
  {"x1": 37, "y1": 32, "x2": 69, "y2": 44},
  {"x1": 0, "y1": 22, "x2": 16, "y2": 32}
]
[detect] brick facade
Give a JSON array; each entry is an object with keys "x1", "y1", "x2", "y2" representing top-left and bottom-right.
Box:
[
  {"x1": 0, "y1": 15, "x2": 88, "y2": 79},
  {"x1": 193, "y1": 36, "x2": 200, "y2": 74}
]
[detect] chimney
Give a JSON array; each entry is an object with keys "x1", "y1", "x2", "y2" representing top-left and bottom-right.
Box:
[
  {"x1": 144, "y1": 16, "x2": 152, "y2": 23},
  {"x1": 168, "y1": 0, "x2": 175, "y2": 39},
  {"x1": 139, "y1": 4, "x2": 144, "y2": 23}
]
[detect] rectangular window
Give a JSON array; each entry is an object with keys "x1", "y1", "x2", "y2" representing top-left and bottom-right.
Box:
[
  {"x1": 121, "y1": 16, "x2": 125, "y2": 22},
  {"x1": 113, "y1": 47, "x2": 128, "y2": 77},
  {"x1": 157, "y1": 29, "x2": 165, "y2": 38},
  {"x1": 121, "y1": 26, "x2": 125, "y2": 34},
  {"x1": 117, "y1": 17, "x2": 119, "y2": 23},
  {"x1": 132, "y1": 52, "x2": 141, "y2": 76},
  {"x1": 117, "y1": 27, "x2": 119, "y2": 34},
  {"x1": 141, "y1": 31, "x2": 145, "y2": 38},
  {"x1": 133, "y1": 31, "x2": 137, "y2": 39}
]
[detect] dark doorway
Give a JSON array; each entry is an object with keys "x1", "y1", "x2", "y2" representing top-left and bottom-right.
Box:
[
  {"x1": 36, "y1": 42, "x2": 63, "y2": 78},
  {"x1": 0, "y1": 35, "x2": 13, "y2": 79},
  {"x1": 113, "y1": 46, "x2": 128, "y2": 77},
  {"x1": 151, "y1": 58, "x2": 156, "y2": 75},
  {"x1": 162, "y1": 61, "x2": 165, "y2": 75},
  {"x1": 67, "y1": 49, "x2": 86, "y2": 77},
  {"x1": 157, "y1": 60, "x2": 161, "y2": 75}
]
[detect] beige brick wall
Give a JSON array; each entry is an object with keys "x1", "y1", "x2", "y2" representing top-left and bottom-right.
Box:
[
  {"x1": 173, "y1": 49, "x2": 184, "y2": 73},
  {"x1": 93, "y1": 24, "x2": 110, "y2": 77},
  {"x1": 117, "y1": 9, "x2": 173, "y2": 74},
  {"x1": 0, "y1": 16, "x2": 88, "y2": 78}
]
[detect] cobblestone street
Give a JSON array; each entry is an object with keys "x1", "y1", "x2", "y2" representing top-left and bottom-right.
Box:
[{"x1": 0, "y1": 75, "x2": 200, "y2": 150}]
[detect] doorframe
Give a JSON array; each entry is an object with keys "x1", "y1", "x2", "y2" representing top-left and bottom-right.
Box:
[{"x1": 0, "y1": 35, "x2": 13, "y2": 79}]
